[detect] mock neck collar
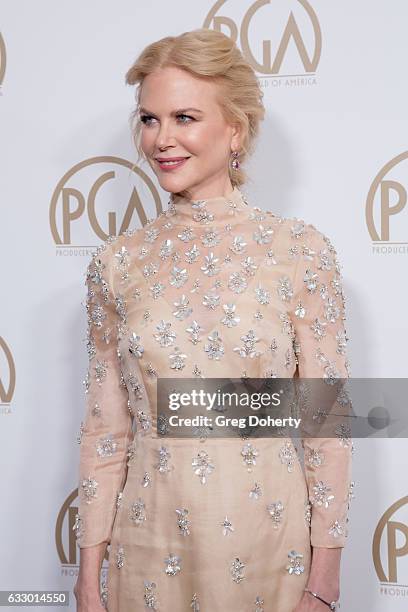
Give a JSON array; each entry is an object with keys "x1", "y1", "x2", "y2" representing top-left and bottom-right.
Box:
[{"x1": 164, "y1": 185, "x2": 250, "y2": 227}]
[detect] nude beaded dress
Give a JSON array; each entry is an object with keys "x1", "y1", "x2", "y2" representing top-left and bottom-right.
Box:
[{"x1": 74, "y1": 186, "x2": 353, "y2": 612}]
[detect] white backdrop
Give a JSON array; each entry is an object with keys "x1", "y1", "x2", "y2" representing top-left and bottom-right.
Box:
[{"x1": 1, "y1": 1, "x2": 408, "y2": 610}]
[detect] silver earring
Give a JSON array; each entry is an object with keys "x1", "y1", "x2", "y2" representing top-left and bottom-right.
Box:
[{"x1": 230, "y1": 150, "x2": 240, "y2": 170}]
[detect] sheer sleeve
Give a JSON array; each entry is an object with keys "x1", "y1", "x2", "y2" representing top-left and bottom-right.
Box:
[
  {"x1": 74, "y1": 244, "x2": 134, "y2": 548},
  {"x1": 289, "y1": 223, "x2": 353, "y2": 548}
]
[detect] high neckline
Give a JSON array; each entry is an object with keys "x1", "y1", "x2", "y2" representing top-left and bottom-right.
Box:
[{"x1": 165, "y1": 185, "x2": 250, "y2": 227}]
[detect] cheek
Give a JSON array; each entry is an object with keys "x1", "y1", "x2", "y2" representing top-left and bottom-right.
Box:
[
  {"x1": 140, "y1": 130, "x2": 154, "y2": 153},
  {"x1": 183, "y1": 123, "x2": 222, "y2": 155}
]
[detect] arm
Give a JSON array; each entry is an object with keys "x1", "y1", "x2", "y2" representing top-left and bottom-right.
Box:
[
  {"x1": 289, "y1": 223, "x2": 353, "y2": 602},
  {"x1": 74, "y1": 244, "x2": 134, "y2": 596}
]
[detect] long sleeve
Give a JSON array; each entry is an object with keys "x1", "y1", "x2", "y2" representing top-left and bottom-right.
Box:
[
  {"x1": 74, "y1": 244, "x2": 134, "y2": 548},
  {"x1": 289, "y1": 223, "x2": 353, "y2": 548}
]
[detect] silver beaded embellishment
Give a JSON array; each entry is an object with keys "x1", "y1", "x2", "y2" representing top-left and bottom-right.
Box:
[
  {"x1": 190, "y1": 593, "x2": 200, "y2": 611},
  {"x1": 230, "y1": 557, "x2": 245, "y2": 583},
  {"x1": 310, "y1": 480, "x2": 335, "y2": 508},
  {"x1": 129, "y1": 497, "x2": 146, "y2": 525},
  {"x1": 221, "y1": 515, "x2": 234, "y2": 535},
  {"x1": 142, "y1": 472, "x2": 151, "y2": 487},
  {"x1": 164, "y1": 553, "x2": 182, "y2": 576},
  {"x1": 176, "y1": 508, "x2": 191, "y2": 536},
  {"x1": 328, "y1": 520, "x2": 344, "y2": 538},
  {"x1": 286, "y1": 550, "x2": 304, "y2": 575},
  {"x1": 116, "y1": 545, "x2": 125, "y2": 569},
  {"x1": 96, "y1": 434, "x2": 117, "y2": 457},
  {"x1": 72, "y1": 512, "x2": 84, "y2": 540},
  {"x1": 192, "y1": 450, "x2": 215, "y2": 484},
  {"x1": 155, "y1": 446, "x2": 174, "y2": 473},
  {"x1": 143, "y1": 580, "x2": 158, "y2": 609},
  {"x1": 241, "y1": 442, "x2": 259, "y2": 472},
  {"x1": 279, "y1": 440, "x2": 296, "y2": 472},
  {"x1": 266, "y1": 501, "x2": 284, "y2": 528},
  {"x1": 81, "y1": 476, "x2": 98, "y2": 503},
  {"x1": 249, "y1": 482, "x2": 262, "y2": 500},
  {"x1": 254, "y1": 596, "x2": 265, "y2": 612}
]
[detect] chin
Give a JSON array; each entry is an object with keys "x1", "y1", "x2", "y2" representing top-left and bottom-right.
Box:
[{"x1": 158, "y1": 176, "x2": 193, "y2": 193}]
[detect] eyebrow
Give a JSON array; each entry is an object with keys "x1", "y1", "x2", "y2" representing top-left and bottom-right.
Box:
[{"x1": 139, "y1": 107, "x2": 204, "y2": 116}]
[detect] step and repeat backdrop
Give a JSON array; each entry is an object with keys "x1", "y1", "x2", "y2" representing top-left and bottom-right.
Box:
[{"x1": 1, "y1": 1, "x2": 407, "y2": 610}]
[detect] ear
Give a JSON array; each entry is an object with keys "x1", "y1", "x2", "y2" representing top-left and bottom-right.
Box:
[{"x1": 230, "y1": 123, "x2": 241, "y2": 151}]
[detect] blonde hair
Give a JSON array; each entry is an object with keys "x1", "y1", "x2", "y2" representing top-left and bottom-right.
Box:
[{"x1": 125, "y1": 28, "x2": 265, "y2": 189}]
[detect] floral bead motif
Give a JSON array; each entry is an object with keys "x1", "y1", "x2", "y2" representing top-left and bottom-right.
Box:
[
  {"x1": 190, "y1": 593, "x2": 200, "y2": 611},
  {"x1": 192, "y1": 450, "x2": 215, "y2": 484},
  {"x1": 129, "y1": 498, "x2": 146, "y2": 525},
  {"x1": 164, "y1": 553, "x2": 182, "y2": 576},
  {"x1": 279, "y1": 440, "x2": 296, "y2": 473},
  {"x1": 221, "y1": 515, "x2": 234, "y2": 536},
  {"x1": 241, "y1": 443, "x2": 259, "y2": 472},
  {"x1": 96, "y1": 434, "x2": 117, "y2": 457},
  {"x1": 81, "y1": 476, "x2": 98, "y2": 504},
  {"x1": 116, "y1": 545, "x2": 125, "y2": 569},
  {"x1": 310, "y1": 480, "x2": 335, "y2": 508},
  {"x1": 266, "y1": 501, "x2": 284, "y2": 528},
  {"x1": 230, "y1": 557, "x2": 246, "y2": 583},
  {"x1": 176, "y1": 508, "x2": 191, "y2": 536},
  {"x1": 155, "y1": 446, "x2": 174, "y2": 474},
  {"x1": 286, "y1": 550, "x2": 305, "y2": 575},
  {"x1": 72, "y1": 512, "x2": 84, "y2": 540},
  {"x1": 328, "y1": 520, "x2": 344, "y2": 539},
  {"x1": 254, "y1": 596, "x2": 265, "y2": 612},
  {"x1": 306, "y1": 448, "x2": 324, "y2": 468},
  {"x1": 143, "y1": 580, "x2": 159, "y2": 609}
]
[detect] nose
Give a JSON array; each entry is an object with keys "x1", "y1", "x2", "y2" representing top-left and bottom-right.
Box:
[{"x1": 155, "y1": 119, "x2": 176, "y2": 150}]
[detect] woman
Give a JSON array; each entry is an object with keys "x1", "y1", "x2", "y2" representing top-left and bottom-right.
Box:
[{"x1": 74, "y1": 28, "x2": 352, "y2": 612}]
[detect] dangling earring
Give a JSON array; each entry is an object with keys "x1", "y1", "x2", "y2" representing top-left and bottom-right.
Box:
[{"x1": 230, "y1": 150, "x2": 240, "y2": 170}]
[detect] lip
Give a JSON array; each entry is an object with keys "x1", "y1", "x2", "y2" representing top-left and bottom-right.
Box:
[
  {"x1": 155, "y1": 157, "x2": 190, "y2": 171},
  {"x1": 155, "y1": 156, "x2": 189, "y2": 162}
]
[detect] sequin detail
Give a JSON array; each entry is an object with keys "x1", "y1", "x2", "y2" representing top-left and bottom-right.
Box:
[
  {"x1": 72, "y1": 512, "x2": 84, "y2": 540},
  {"x1": 241, "y1": 443, "x2": 259, "y2": 472},
  {"x1": 279, "y1": 441, "x2": 296, "y2": 472},
  {"x1": 254, "y1": 596, "x2": 265, "y2": 612},
  {"x1": 164, "y1": 553, "x2": 181, "y2": 576},
  {"x1": 204, "y1": 331, "x2": 224, "y2": 360},
  {"x1": 81, "y1": 476, "x2": 98, "y2": 503},
  {"x1": 129, "y1": 332, "x2": 144, "y2": 358},
  {"x1": 233, "y1": 329, "x2": 262, "y2": 358},
  {"x1": 310, "y1": 480, "x2": 335, "y2": 508},
  {"x1": 306, "y1": 447, "x2": 324, "y2": 468},
  {"x1": 96, "y1": 434, "x2": 117, "y2": 457},
  {"x1": 221, "y1": 515, "x2": 234, "y2": 535},
  {"x1": 192, "y1": 450, "x2": 215, "y2": 484},
  {"x1": 155, "y1": 446, "x2": 174, "y2": 473},
  {"x1": 142, "y1": 472, "x2": 152, "y2": 487},
  {"x1": 129, "y1": 498, "x2": 146, "y2": 525},
  {"x1": 286, "y1": 550, "x2": 305, "y2": 575},
  {"x1": 266, "y1": 501, "x2": 284, "y2": 528},
  {"x1": 176, "y1": 508, "x2": 191, "y2": 536},
  {"x1": 328, "y1": 520, "x2": 344, "y2": 538},
  {"x1": 190, "y1": 593, "x2": 200, "y2": 611},
  {"x1": 143, "y1": 581, "x2": 158, "y2": 609},
  {"x1": 116, "y1": 545, "x2": 125, "y2": 569},
  {"x1": 250, "y1": 482, "x2": 262, "y2": 500},
  {"x1": 230, "y1": 557, "x2": 246, "y2": 583}
]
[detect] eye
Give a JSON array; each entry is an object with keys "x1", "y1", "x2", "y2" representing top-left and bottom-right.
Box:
[
  {"x1": 139, "y1": 113, "x2": 195, "y2": 126},
  {"x1": 177, "y1": 114, "x2": 194, "y2": 124},
  {"x1": 140, "y1": 114, "x2": 156, "y2": 126}
]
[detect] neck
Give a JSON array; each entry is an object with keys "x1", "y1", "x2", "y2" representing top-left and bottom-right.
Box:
[{"x1": 165, "y1": 185, "x2": 249, "y2": 227}]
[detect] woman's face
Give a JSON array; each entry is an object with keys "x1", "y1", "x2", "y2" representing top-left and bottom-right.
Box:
[{"x1": 138, "y1": 66, "x2": 240, "y2": 198}]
